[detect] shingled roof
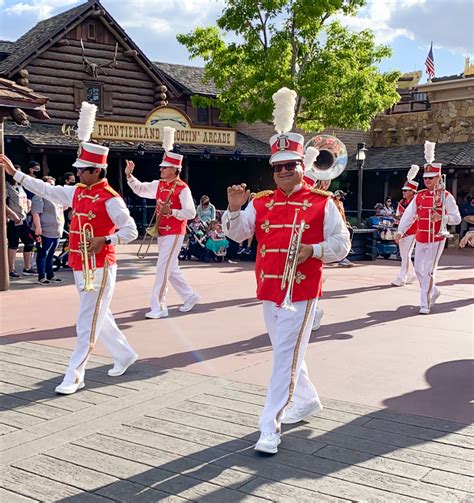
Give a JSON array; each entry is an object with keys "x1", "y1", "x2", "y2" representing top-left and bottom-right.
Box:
[
  {"x1": 0, "y1": 40, "x2": 15, "y2": 54},
  {"x1": 0, "y1": 2, "x2": 92, "y2": 75},
  {"x1": 0, "y1": 1, "x2": 177, "y2": 95},
  {"x1": 154, "y1": 62, "x2": 218, "y2": 96},
  {"x1": 4, "y1": 122, "x2": 269, "y2": 157},
  {"x1": 347, "y1": 142, "x2": 474, "y2": 171}
]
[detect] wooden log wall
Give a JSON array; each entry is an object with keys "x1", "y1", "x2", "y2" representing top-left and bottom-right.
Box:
[{"x1": 24, "y1": 26, "x2": 160, "y2": 124}]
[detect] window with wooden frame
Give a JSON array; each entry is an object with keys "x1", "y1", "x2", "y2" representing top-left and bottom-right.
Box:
[
  {"x1": 87, "y1": 23, "x2": 96, "y2": 40},
  {"x1": 85, "y1": 82, "x2": 103, "y2": 114},
  {"x1": 196, "y1": 106, "x2": 209, "y2": 124}
]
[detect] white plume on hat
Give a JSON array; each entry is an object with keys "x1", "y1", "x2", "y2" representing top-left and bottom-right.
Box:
[
  {"x1": 77, "y1": 102, "x2": 97, "y2": 142},
  {"x1": 272, "y1": 87, "x2": 297, "y2": 134},
  {"x1": 424, "y1": 141, "x2": 436, "y2": 164},
  {"x1": 303, "y1": 146, "x2": 320, "y2": 171},
  {"x1": 162, "y1": 126, "x2": 175, "y2": 152},
  {"x1": 407, "y1": 164, "x2": 419, "y2": 181}
]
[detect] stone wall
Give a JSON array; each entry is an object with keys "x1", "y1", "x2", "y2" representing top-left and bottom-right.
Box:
[
  {"x1": 372, "y1": 99, "x2": 473, "y2": 147},
  {"x1": 236, "y1": 121, "x2": 372, "y2": 154}
]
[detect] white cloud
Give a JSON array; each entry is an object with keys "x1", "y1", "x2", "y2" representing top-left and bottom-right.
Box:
[
  {"x1": 5, "y1": 0, "x2": 80, "y2": 20},
  {"x1": 341, "y1": 0, "x2": 471, "y2": 54}
]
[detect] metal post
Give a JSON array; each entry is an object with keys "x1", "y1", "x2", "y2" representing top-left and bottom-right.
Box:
[
  {"x1": 0, "y1": 119, "x2": 9, "y2": 291},
  {"x1": 357, "y1": 160, "x2": 364, "y2": 227},
  {"x1": 356, "y1": 142, "x2": 367, "y2": 227}
]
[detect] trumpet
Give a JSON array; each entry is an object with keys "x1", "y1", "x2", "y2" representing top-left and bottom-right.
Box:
[
  {"x1": 280, "y1": 210, "x2": 305, "y2": 311},
  {"x1": 80, "y1": 221, "x2": 96, "y2": 291},
  {"x1": 434, "y1": 174, "x2": 451, "y2": 239}
]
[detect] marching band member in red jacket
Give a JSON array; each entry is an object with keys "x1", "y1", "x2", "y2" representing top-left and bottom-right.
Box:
[
  {"x1": 223, "y1": 88, "x2": 350, "y2": 454},
  {"x1": 126, "y1": 127, "x2": 199, "y2": 319},
  {"x1": 1, "y1": 141, "x2": 138, "y2": 395},
  {"x1": 396, "y1": 142, "x2": 461, "y2": 314},
  {"x1": 391, "y1": 165, "x2": 419, "y2": 287}
]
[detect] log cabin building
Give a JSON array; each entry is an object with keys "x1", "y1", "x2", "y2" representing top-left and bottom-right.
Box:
[{"x1": 0, "y1": 0, "x2": 271, "y2": 230}]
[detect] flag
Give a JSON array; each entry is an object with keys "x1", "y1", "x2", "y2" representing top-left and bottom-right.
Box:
[{"x1": 425, "y1": 42, "x2": 435, "y2": 80}]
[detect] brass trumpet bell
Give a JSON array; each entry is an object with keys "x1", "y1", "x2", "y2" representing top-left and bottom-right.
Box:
[{"x1": 304, "y1": 134, "x2": 348, "y2": 181}]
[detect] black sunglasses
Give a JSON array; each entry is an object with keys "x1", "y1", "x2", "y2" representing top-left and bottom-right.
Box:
[
  {"x1": 273, "y1": 162, "x2": 301, "y2": 173},
  {"x1": 76, "y1": 167, "x2": 95, "y2": 174}
]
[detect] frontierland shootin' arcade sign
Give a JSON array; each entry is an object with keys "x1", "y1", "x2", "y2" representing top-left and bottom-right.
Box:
[{"x1": 91, "y1": 106, "x2": 236, "y2": 147}]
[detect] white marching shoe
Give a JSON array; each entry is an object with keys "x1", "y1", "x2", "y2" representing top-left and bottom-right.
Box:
[
  {"x1": 419, "y1": 307, "x2": 430, "y2": 315},
  {"x1": 179, "y1": 292, "x2": 200, "y2": 313},
  {"x1": 281, "y1": 400, "x2": 323, "y2": 424},
  {"x1": 55, "y1": 381, "x2": 85, "y2": 395},
  {"x1": 145, "y1": 308, "x2": 169, "y2": 319},
  {"x1": 406, "y1": 276, "x2": 417, "y2": 284},
  {"x1": 254, "y1": 432, "x2": 281, "y2": 454},
  {"x1": 312, "y1": 307, "x2": 324, "y2": 331},
  {"x1": 391, "y1": 278, "x2": 405, "y2": 287},
  {"x1": 430, "y1": 289, "x2": 441, "y2": 307},
  {"x1": 108, "y1": 353, "x2": 138, "y2": 377}
]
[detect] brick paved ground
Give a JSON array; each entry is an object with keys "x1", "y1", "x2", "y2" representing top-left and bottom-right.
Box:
[{"x1": 1, "y1": 341, "x2": 473, "y2": 502}]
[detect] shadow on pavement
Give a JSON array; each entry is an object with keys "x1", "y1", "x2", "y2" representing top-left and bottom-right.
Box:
[{"x1": 54, "y1": 360, "x2": 472, "y2": 502}]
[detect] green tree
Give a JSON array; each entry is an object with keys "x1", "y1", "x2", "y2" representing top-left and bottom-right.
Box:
[{"x1": 177, "y1": 0, "x2": 400, "y2": 131}]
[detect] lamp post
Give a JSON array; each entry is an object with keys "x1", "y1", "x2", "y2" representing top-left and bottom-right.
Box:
[{"x1": 356, "y1": 142, "x2": 367, "y2": 227}]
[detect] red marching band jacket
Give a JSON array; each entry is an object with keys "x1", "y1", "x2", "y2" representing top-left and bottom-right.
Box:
[
  {"x1": 414, "y1": 189, "x2": 448, "y2": 243},
  {"x1": 397, "y1": 199, "x2": 417, "y2": 236},
  {"x1": 155, "y1": 179, "x2": 188, "y2": 236},
  {"x1": 253, "y1": 185, "x2": 328, "y2": 305},
  {"x1": 68, "y1": 180, "x2": 118, "y2": 271}
]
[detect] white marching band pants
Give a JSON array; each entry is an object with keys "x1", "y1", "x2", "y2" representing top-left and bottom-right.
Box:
[
  {"x1": 414, "y1": 239, "x2": 446, "y2": 310},
  {"x1": 151, "y1": 234, "x2": 194, "y2": 312},
  {"x1": 395, "y1": 234, "x2": 416, "y2": 283},
  {"x1": 260, "y1": 299, "x2": 320, "y2": 433},
  {"x1": 63, "y1": 264, "x2": 136, "y2": 384}
]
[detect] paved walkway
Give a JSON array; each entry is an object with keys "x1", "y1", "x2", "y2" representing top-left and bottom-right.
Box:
[
  {"x1": 1, "y1": 341, "x2": 473, "y2": 502},
  {"x1": 1, "y1": 246, "x2": 473, "y2": 501}
]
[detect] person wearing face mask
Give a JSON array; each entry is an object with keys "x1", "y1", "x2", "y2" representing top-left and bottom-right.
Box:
[
  {"x1": 395, "y1": 141, "x2": 461, "y2": 314},
  {"x1": 0, "y1": 141, "x2": 138, "y2": 395},
  {"x1": 126, "y1": 127, "x2": 199, "y2": 319},
  {"x1": 222, "y1": 88, "x2": 350, "y2": 455}
]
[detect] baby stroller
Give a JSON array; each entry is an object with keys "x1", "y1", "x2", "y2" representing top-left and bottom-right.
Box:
[
  {"x1": 179, "y1": 223, "x2": 208, "y2": 261},
  {"x1": 368, "y1": 216, "x2": 400, "y2": 259},
  {"x1": 53, "y1": 231, "x2": 70, "y2": 271}
]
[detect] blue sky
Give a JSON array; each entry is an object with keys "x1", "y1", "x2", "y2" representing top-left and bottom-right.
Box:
[{"x1": 0, "y1": 0, "x2": 471, "y2": 82}]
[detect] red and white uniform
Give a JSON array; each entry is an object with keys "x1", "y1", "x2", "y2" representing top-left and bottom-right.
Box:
[
  {"x1": 393, "y1": 198, "x2": 417, "y2": 284},
  {"x1": 127, "y1": 176, "x2": 196, "y2": 313},
  {"x1": 398, "y1": 188, "x2": 461, "y2": 310},
  {"x1": 14, "y1": 172, "x2": 138, "y2": 385},
  {"x1": 223, "y1": 183, "x2": 350, "y2": 434}
]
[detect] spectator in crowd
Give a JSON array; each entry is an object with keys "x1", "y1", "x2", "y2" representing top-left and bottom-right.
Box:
[
  {"x1": 381, "y1": 196, "x2": 395, "y2": 217},
  {"x1": 368, "y1": 203, "x2": 386, "y2": 227},
  {"x1": 205, "y1": 219, "x2": 229, "y2": 258},
  {"x1": 5, "y1": 171, "x2": 35, "y2": 277},
  {"x1": 196, "y1": 195, "x2": 216, "y2": 225},
  {"x1": 22, "y1": 161, "x2": 41, "y2": 199},
  {"x1": 61, "y1": 171, "x2": 75, "y2": 233},
  {"x1": 31, "y1": 176, "x2": 66, "y2": 285},
  {"x1": 460, "y1": 195, "x2": 474, "y2": 235},
  {"x1": 63, "y1": 172, "x2": 76, "y2": 186}
]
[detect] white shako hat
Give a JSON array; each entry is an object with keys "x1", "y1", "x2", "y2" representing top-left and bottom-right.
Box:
[
  {"x1": 423, "y1": 141, "x2": 442, "y2": 178},
  {"x1": 73, "y1": 101, "x2": 108, "y2": 169},
  {"x1": 269, "y1": 87, "x2": 304, "y2": 164},
  {"x1": 159, "y1": 126, "x2": 183, "y2": 169}
]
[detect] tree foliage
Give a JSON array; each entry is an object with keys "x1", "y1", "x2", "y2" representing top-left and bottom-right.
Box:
[{"x1": 177, "y1": 0, "x2": 400, "y2": 131}]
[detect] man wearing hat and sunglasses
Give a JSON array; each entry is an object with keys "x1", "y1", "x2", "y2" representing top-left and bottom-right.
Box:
[
  {"x1": 0, "y1": 139, "x2": 139, "y2": 394},
  {"x1": 396, "y1": 142, "x2": 461, "y2": 314},
  {"x1": 223, "y1": 88, "x2": 350, "y2": 455}
]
